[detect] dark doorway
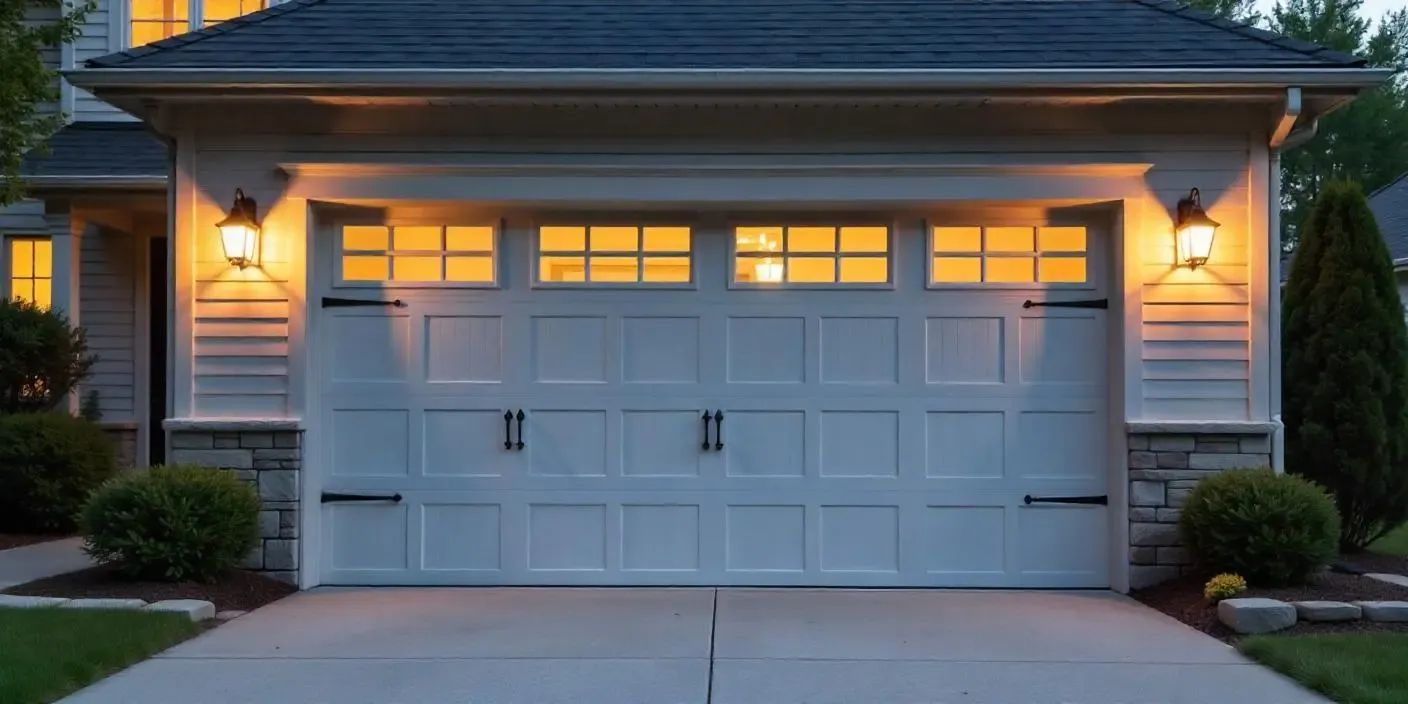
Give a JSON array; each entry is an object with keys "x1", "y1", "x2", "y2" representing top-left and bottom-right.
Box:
[{"x1": 148, "y1": 236, "x2": 168, "y2": 465}]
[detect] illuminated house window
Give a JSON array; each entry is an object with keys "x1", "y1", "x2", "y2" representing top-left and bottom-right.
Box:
[
  {"x1": 339, "y1": 225, "x2": 497, "y2": 285},
  {"x1": 931, "y1": 226, "x2": 1088, "y2": 285},
  {"x1": 733, "y1": 226, "x2": 890, "y2": 285},
  {"x1": 537, "y1": 226, "x2": 692, "y2": 285},
  {"x1": 9, "y1": 238, "x2": 53, "y2": 309},
  {"x1": 129, "y1": 0, "x2": 266, "y2": 47}
]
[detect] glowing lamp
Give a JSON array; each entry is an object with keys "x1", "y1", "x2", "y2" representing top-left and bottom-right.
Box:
[
  {"x1": 754, "y1": 258, "x2": 784, "y2": 283},
  {"x1": 216, "y1": 188, "x2": 260, "y2": 269},
  {"x1": 1174, "y1": 188, "x2": 1219, "y2": 269}
]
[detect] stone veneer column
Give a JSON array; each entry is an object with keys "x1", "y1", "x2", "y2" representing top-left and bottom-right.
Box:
[
  {"x1": 100, "y1": 426, "x2": 139, "y2": 469},
  {"x1": 1127, "y1": 427, "x2": 1273, "y2": 589},
  {"x1": 168, "y1": 428, "x2": 301, "y2": 585}
]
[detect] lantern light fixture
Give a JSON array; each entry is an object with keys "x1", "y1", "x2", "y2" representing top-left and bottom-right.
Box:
[
  {"x1": 216, "y1": 188, "x2": 260, "y2": 269},
  {"x1": 1174, "y1": 188, "x2": 1219, "y2": 269}
]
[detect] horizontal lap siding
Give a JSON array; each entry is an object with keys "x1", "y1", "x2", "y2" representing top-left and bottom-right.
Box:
[
  {"x1": 73, "y1": 0, "x2": 129, "y2": 121},
  {"x1": 79, "y1": 230, "x2": 137, "y2": 421}
]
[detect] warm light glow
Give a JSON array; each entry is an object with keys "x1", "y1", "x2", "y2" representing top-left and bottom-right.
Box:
[
  {"x1": 338, "y1": 224, "x2": 496, "y2": 283},
  {"x1": 9, "y1": 238, "x2": 52, "y2": 308},
  {"x1": 537, "y1": 225, "x2": 691, "y2": 284},
  {"x1": 929, "y1": 225, "x2": 1088, "y2": 285},
  {"x1": 219, "y1": 223, "x2": 258, "y2": 269},
  {"x1": 754, "y1": 258, "x2": 784, "y2": 283},
  {"x1": 735, "y1": 225, "x2": 890, "y2": 285},
  {"x1": 1176, "y1": 224, "x2": 1217, "y2": 269}
]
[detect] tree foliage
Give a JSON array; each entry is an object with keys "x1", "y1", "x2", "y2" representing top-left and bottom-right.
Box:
[
  {"x1": 0, "y1": 0, "x2": 93, "y2": 207},
  {"x1": 1282, "y1": 181, "x2": 1408, "y2": 551},
  {"x1": 1185, "y1": 0, "x2": 1262, "y2": 24}
]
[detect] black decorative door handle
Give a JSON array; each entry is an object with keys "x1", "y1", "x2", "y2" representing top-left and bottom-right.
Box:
[
  {"x1": 701, "y1": 411, "x2": 713, "y2": 451},
  {"x1": 515, "y1": 410, "x2": 526, "y2": 450},
  {"x1": 713, "y1": 410, "x2": 724, "y2": 451},
  {"x1": 503, "y1": 410, "x2": 513, "y2": 450}
]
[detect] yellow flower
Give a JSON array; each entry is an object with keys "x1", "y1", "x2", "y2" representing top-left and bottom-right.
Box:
[{"x1": 1204, "y1": 573, "x2": 1248, "y2": 603}]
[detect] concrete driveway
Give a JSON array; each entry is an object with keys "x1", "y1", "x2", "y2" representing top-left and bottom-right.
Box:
[{"x1": 61, "y1": 588, "x2": 1325, "y2": 704}]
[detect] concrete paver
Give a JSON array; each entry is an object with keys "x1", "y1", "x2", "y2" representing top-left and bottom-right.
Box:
[{"x1": 0, "y1": 537, "x2": 92, "y2": 589}]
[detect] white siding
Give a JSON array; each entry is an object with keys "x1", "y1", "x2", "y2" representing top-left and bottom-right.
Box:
[
  {"x1": 78, "y1": 229, "x2": 139, "y2": 421},
  {"x1": 72, "y1": 0, "x2": 130, "y2": 122},
  {"x1": 0, "y1": 200, "x2": 49, "y2": 235}
]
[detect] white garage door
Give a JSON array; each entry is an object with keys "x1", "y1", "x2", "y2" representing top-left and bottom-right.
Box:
[{"x1": 316, "y1": 218, "x2": 1109, "y2": 587}]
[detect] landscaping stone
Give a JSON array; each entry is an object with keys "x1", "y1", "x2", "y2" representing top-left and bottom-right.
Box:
[
  {"x1": 1130, "y1": 481, "x2": 1165, "y2": 506},
  {"x1": 0, "y1": 595, "x2": 69, "y2": 608},
  {"x1": 1130, "y1": 565, "x2": 1179, "y2": 589},
  {"x1": 1129, "y1": 522, "x2": 1179, "y2": 546},
  {"x1": 1355, "y1": 601, "x2": 1408, "y2": 622},
  {"x1": 1218, "y1": 598, "x2": 1297, "y2": 634},
  {"x1": 63, "y1": 598, "x2": 147, "y2": 610},
  {"x1": 146, "y1": 600, "x2": 216, "y2": 622},
  {"x1": 1293, "y1": 601, "x2": 1362, "y2": 622},
  {"x1": 216, "y1": 610, "x2": 248, "y2": 622},
  {"x1": 1365, "y1": 573, "x2": 1408, "y2": 588}
]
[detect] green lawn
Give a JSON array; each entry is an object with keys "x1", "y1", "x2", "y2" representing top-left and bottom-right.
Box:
[
  {"x1": 1240, "y1": 633, "x2": 1408, "y2": 704},
  {"x1": 0, "y1": 607, "x2": 201, "y2": 704},
  {"x1": 1371, "y1": 523, "x2": 1408, "y2": 557}
]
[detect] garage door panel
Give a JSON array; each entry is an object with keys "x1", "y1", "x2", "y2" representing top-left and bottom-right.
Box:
[
  {"x1": 726, "y1": 316, "x2": 808, "y2": 383},
  {"x1": 531, "y1": 316, "x2": 609, "y2": 383},
  {"x1": 329, "y1": 313, "x2": 413, "y2": 383},
  {"x1": 819, "y1": 316, "x2": 899, "y2": 384},
  {"x1": 1016, "y1": 411, "x2": 1105, "y2": 480},
  {"x1": 1017, "y1": 505, "x2": 1108, "y2": 586},
  {"x1": 621, "y1": 316, "x2": 701, "y2": 384},
  {"x1": 622, "y1": 410, "x2": 705, "y2": 477},
  {"x1": 925, "y1": 315, "x2": 1006, "y2": 384},
  {"x1": 423, "y1": 409, "x2": 517, "y2": 477},
  {"x1": 425, "y1": 315, "x2": 505, "y2": 384},
  {"x1": 330, "y1": 409, "x2": 411, "y2": 477},
  {"x1": 422, "y1": 503, "x2": 502, "y2": 571}
]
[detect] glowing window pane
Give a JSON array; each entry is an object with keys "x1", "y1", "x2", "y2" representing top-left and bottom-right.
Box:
[
  {"x1": 788, "y1": 257, "x2": 835, "y2": 283},
  {"x1": 788, "y1": 227, "x2": 836, "y2": 253},
  {"x1": 932, "y1": 257, "x2": 981, "y2": 283},
  {"x1": 133, "y1": 0, "x2": 187, "y2": 21},
  {"x1": 736, "y1": 227, "x2": 783, "y2": 253},
  {"x1": 393, "y1": 226, "x2": 441, "y2": 252},
  {"x1": 1038, "y1": 257, "x2": 1087, "y2": 283},
  {"x1": 393, "y1": 256, "x2": 440, "y2": 282},
  {"x1": 342, "y1": 256, "x2": 388, "y2": 281},
  {"x1": 840, "y1": 227, "x2": 888, "y2": 253},
  {"x1": 986, "y1": 227, "x2": 1035, "y2": 253},
  {"x1": 540, "y1": 227, "x2": 586, "y2": 252},
  {"x1": 590, "y1": 227, "x2": 639, "y2": 252},
  {"x1": 130, "y1": 22, "x2": 177, "y2": 46},
  {"x1": 987, "y1": 257, "x2": 1034, "y2": 283},
  {"x1": 840, "y1": 257, "x2": 888, "y2": 283},
  {"x1": 342, "y1": 226, "x2": 389, "y2": 251},
  {"x1": 540, "y1": 256, "x2": 586, "y2": 282},
  {"x1": 204, "y1": 0, "x2": 263, "y2": 24},
  {"x1": 1038, "y1": 227, "x2": 1086, "y2": 253},
  {"x1": 589, "y1": 256, "x2": 639, "y2": 282},
  {"x1": 736, "y1": 257, "x2": 783, "y2": 283},
  {"x1": 33, "y1": 240, "x2": 51, "y2": 277},
  {"x1": 11, "y1": 240, "x2": 33, "y2": 277},
  {"x1": 11, "y1": 279, "x2": 33, "y2": 304},
  {"x1": 643, "y1": 256, "x2": 691, "y2": 282},
  {"x1": 446, "y1": 226, "x2": 494, "y2": 252},
  {"x1": 33, "y1": 279, "x2": 51, "y2": 309},
  {"x1": 446, "y1": 256, "x2": 494, "y2": 282},
  {"x1": 933, "y1": 227, "x2": 982, "y2": 253},
  {"x1": 643, "y1": 227, "x2": 690, "y2": 252}
]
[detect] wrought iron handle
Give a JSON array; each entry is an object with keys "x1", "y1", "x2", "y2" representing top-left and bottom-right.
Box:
[
  {"x1": 713, "y1": 410, "x2": 724, "y2": 451},
  {"x1": 515, "y1": 410, "x2": 526, "y2": 450},
  {"x1": 504, "y1": 410, "x2": 513, "y2": 450},
  {"x1": 702, "y1": 411, "x2": 713, "y2": 451}
]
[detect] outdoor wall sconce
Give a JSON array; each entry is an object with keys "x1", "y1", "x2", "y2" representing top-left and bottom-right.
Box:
[
  {"x1": 1174, "y1": 188, "x2": 1219, "y2": 269},
  {"x1": 216, "y1": 188, "x2": 260, "y2": 269}
]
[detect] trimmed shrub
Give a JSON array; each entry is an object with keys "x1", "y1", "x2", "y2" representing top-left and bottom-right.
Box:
[
  {"x1": 0, "y1": 412, "x2": 116, "y2": 533},
  {"x1": 1179, "y1": 468, "x2": 1339, "y2": 586},
  {"x1": 1282, "y1": 180, "x2": 1408, "y2": 551},
  {"x1": 81, "y1": 465, "x2": 260, "y2": 582},
  {"x1": 1203, "y1": 573, "x2": 1247, "y2": 604},
  {"x1": 0, "y1": 297, "x2": 95, "y2": 413}
]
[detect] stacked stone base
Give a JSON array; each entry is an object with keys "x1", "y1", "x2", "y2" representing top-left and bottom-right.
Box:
[
  {"x1": 100, "y1": 425, "x2": 138, "y2": 469},
  {"x1": 1128, "y1": 430, "x2": 1272, "y2": 589},
  {"x1": 169, "y1": 429, "x2": 301, "y2": 585}
]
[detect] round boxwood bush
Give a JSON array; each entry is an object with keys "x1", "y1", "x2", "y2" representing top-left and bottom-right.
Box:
[
  {"x1": 81, "y1": 465, "x2": 260, "y2": 582},
  {"x1": 0, "y1": 412, "x2": 116, "y2": 533},
  {"x1": 0, "y1": 297, "x2": 95, "y2": 413},
  {"x1": 1179, "y1": 468, "x2": 1339, "y2": 586}
]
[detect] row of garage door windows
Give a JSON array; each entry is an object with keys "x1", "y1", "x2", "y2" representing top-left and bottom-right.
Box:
[{"x1": 337, "y1": 224, "x2": 1090, "y2": 287}]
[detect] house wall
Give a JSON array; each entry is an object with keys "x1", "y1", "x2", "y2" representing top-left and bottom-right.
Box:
[{"x1": 78, "y1": 227, "x2": 140, "y2": 423}]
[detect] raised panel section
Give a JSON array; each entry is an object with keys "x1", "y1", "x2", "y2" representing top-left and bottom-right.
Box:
[
  {"x1": 925, "y1": 506, "x2": 1006, "y2": 575},
  {"x1": 725, "y1": 411, "x2": 805, "y2": 477},
  {"x1": 622, "y1": 317, "x2": 699, "y2": 383},
  {"x1": 1019, "y1": 316, "x2": 1100, "y2": 384},
  {"x1": 820, "y1": 506, "x2": 899, "y2": 572},
  {"x1": 331, "y1": 410, "x2": 409, "y2": 477},
  {"x1": 331, "y1": 315, "x2": 411, "y2": 382},
  {"x1": 821, "y1": 317, "x2": 898, "y2": 383},
  {"x1": 533, "y1": 316, "x2": 607, "y2": 383},
  {"x1": 821, "y1": 411, "x2": 898, "y2": 477},
  {"x1": 328, "y1": 504, "x2": 407, "y2": 570},
  {"x1": 423, "y1": 410, "x2": 513, "y2": 477},
  {"x1": 926, "y1": 412, "x2": 1005, "y2": 478},
  {"x1": 528, "y1": 411, "x2": 607, "y2": 477},
  {"x1": 1019, "y1": 507, "x2": 1107, "y2": 580},
  {"x1": 621, "y1": 505, "x2": 700, "y2": 571},
  {"x1": 926, "y1": 317, "x2": 1003, "y2": 383},
  {"x1": 726, "y1": 505, "x2": 805, "y2": 572},
  {"x1": 622, "y1": 411, "x2": 701, "y2": 477},
  {"x1": 422, "y1": 504, "x2": 501, "y2": 571},
  {"x1": 426, "y1": 316, "x2": 502, "y2": 383},
  {"x1": 528, "y1": 505, "x2": 606, "y2": 571},
  {"x1": 1016, "y1": 412, "x2": 1101, "y2": 480},
  {"x1": 727, "y1": 317, "x2": 805, "y2": 383}
]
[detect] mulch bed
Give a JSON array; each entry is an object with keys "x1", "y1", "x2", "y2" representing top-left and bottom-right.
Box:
[
  {"x1": 1132, "y1": 571, "x2": 1408, "y2": 642},
  {"x1": 3, "y1": 565, "x2": 296, "y2": 613},
  {"x1": 0, "y1": 534, "x2": 69, "y2": 551},
  {"x1": 1338, "y1": 551, "x2": 1408, "y2": 576}
]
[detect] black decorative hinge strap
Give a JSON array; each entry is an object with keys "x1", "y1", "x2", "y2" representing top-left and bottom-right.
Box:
[
  {"x1": 1022, "y1": 298, "x2": 1108, "y2": 310},
  {"x1": 321, "y1": 492, "x2": 403, "y2": 503},
  {"x1": 1024, "y1": 494, "x2": 1108, "y2": 506},
  {"x1": 321, "y1": 297, "x2": 406, "y2": 308}
]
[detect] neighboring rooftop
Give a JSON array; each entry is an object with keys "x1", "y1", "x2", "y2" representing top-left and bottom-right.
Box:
[
  {"x1": 1371, "y1": 172, "x2": 1408, "y2": 266},
  {"x1": 22, "y1": 123, "x2": 166, "y2": 180},
  {"x1": 86, "y1": 0, "x2": 1364, "y2": 71}
]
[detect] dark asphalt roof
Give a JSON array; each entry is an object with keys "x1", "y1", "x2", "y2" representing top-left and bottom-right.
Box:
[
  {"x1": 22, "y1": 123, "x2": 167, "y2": 179},
  {"x1": 1370, "y1": 172, "x2": 1408, "y2": 265},
  {"x1": 86, "y1": 0, "x2": 1364, "y2": 71}
]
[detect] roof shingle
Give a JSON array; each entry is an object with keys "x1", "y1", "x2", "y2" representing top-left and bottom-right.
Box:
[{"x1": 22, "y1": 123, "x2": 167, "y2": 179}]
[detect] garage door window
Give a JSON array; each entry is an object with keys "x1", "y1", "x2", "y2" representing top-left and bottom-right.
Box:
[
  {"x1": 930, "y1": 226, "x2": 1087, "y2": 286},
  {"x1": 339, "y1": 225, "x2": 497, "y2": 286},
  {"x1": 733, "y1": 226, "x2": 890, "y2": 286},
  {"x1": 536, "y1": 226, "x2": 692, "y2": 285}
]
